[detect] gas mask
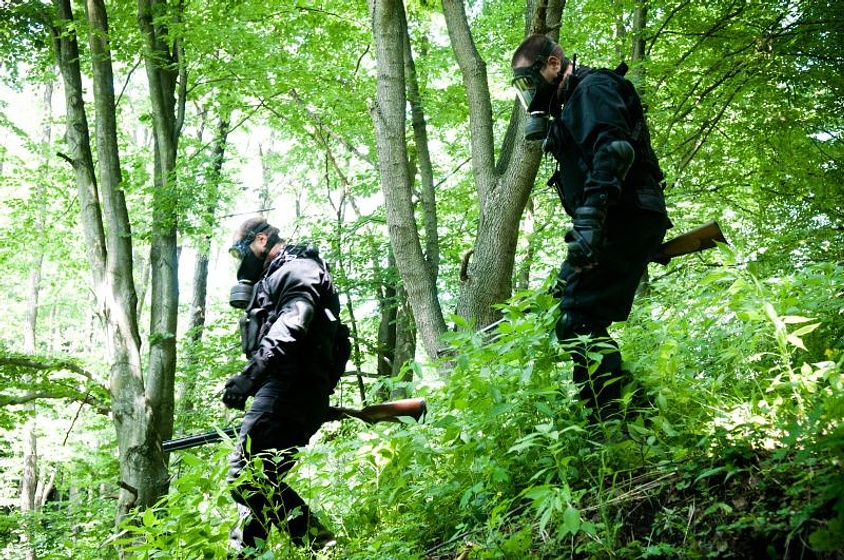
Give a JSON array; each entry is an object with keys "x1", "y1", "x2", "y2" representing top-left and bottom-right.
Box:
[
  {"x1": 228, "y1": 224, "x2": 272, "y2": 309},
  {"x1": 513, "y1": 65, "x2": 556, "y2": 141},
  {"x1": 512, "y1": 40, "x2": 571, "y2": 141}
]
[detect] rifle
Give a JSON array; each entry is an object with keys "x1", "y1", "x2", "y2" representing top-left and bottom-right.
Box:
[
  {"x1": 162, "y1": 397, "x2": 427, "y2": 453},
  {"x1": 651, "y1": 220, "x2": 727, "y2": 265}
]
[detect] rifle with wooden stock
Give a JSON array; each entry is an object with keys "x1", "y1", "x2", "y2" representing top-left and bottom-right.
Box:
[
  {"x1": 162, "y1": 397, "x2": 427, "y2": 453},
  {"x1": 454, "y1": 220, "x2": 728, "y2": 350},
  {"x1": 651, "y1": 220, "x2": 727, "y2": 265}
]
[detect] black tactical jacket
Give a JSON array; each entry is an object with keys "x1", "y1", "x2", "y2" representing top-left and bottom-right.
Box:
[
  {"x1": 242, "y1": 245, "x2": 341, "y2": 393},
  {"x1": 546, "y1": 66, "x2": 667, "y2": 218}
]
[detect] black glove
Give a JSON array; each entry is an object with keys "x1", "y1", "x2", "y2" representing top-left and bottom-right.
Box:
[
  {"x1": 222, "y1": 374, "x2": 255, "y2": 410},
  {"x1": 565, "y1": 206, "x2": 605, "y2": 269}
]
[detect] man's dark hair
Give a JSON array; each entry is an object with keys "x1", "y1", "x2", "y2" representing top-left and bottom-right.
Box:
[
  {"x1": 511, "y1": 34, "x2": 565, "y2": 69},
  {"x1": 234, "y1": 216, "x2": 281, "y2": 245}
]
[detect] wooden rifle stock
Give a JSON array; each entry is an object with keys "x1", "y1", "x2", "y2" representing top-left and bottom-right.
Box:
[
  {"x1": 323, "y1": 397, "x2": 427, "y2": 424},
  {"x1": 162, "y1": 397, "x2": 427, "y2": 453},
  {"x1": 651, "y1": 220, "x2": 727, "y2": 265}
]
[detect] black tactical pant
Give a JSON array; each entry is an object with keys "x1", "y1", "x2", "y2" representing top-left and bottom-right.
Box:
[
  {"x1": 555, "y1": 206, "x2": 670, "y2": 420},
  {"x1": 227, "y1": 377, "x2": 328, "y2": 552}
]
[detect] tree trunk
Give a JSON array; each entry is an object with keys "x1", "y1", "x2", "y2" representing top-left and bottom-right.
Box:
[
  {"x1": 50, "y1": 0, "x2": 172, "y2": 532},
  {"x1": 189, "y1": 115, "x2": 229, "y2": 342},
  {"x1": 24, "y1": 260, "x2": 43, "y2": 355},
  {"x1": 376, "y1": 267, "x2": 398, "y2": 380},
  {"x1": 49, "y1": 0, "x2": 162, "y2": 529},
  {"x1": 182, "y1": 115, "x2": 229, "y2": 412},
  {"x1": 444, "y1": 0, "x2": 549, "y2": 328},
  {"x1": 24, "y1": 82, "x2": 54, "y2": 355},
  {"x1": 402, "y1": 8, "x2": 439, "y2": 281},
  {"x1": 20, "y1": 420, "x2": 37, "y2": 560},
  {"x1": 138, "y1": 0, "x2": 184, "y2": 457},
  {"x1": 390, "y1": 283, "x2": 416, "y2": 398},
  {"x1": 189, "y1": 249, "x2": 209, "y2": 342},
  {"x1": 258, "y1": 142, "x2": 274, "y2": 212},
  {"x1": 369, "y1": 0, "x2": 447, "y2": 359},
  {"x1": 34, "y1": 468, "x2": 56, "y2": 510},
  {"x1": 515, "y1": 198, "x2": 536, "y2": 292},
  {"x1": 631, "y1": 1, "x2": 648, "y2": 83},
  {"x1": 48, "y1": 0, "x2": 106, "y2": 283},
  {"x1": 83, "y1": 0, "x2": 167, "y2": 527}
]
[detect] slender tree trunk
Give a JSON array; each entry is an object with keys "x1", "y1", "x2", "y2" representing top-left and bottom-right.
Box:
[
  {"x1": 389, "y1": 283, "x2": 416, "y2": 398},
  {"x1": 376, "y1": 266, "x2": 397, "y2": 380},
  {"x1": 135, "y1": 253, "x2": 150, "y2": 321},
  {"x1": 182, "y1": 115, "x2": 229, "y2": 412},
  {"x1": 20, "y1": 420, "x2": 37, "y2": 560},
  {"x1": 189, "y1": 115, "x2": 229, "y2": 342},
  {"x1": 189, "y1": 250, "x2": 209, "y2": 341},
  {"x1": 631, "y1": 1, "x2": 648, "y2": 83},
  {"x1": 515, "y1": 198, "x2": 536, "y2": 292},
  {"x1": 138, "y1": 0, "x2": 184, "y2": 454},
  {"x1": 369, "y1": 0, "x2": 447, "y2": 359},
  {"x1": 24, "y1": 259, "x2": 43, "y2": 355},
  {"x1": 258, "y1": 142, "x2": 274, "y2": 212},
  {"x1": 401, "y1": 8, "x2": 439, "y2": 281},
  {"x1": 48, "y1": 0, "x2": 106, "y2": 282},
  {"x1": 34, "y1": 468, "x2": 56, "y2": 510},
  {"x1": 24, "y1": 82, "x2": 54, "y2": 355}
]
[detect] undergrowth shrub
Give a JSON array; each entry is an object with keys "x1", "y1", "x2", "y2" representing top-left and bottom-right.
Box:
[{"x1": 122, "y1": 260, "x2": 842, "y2": 559}]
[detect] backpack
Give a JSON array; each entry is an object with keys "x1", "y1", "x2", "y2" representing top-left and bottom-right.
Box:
[{"x1": 329, "y1": 321, "x2": 352, "y2": 390}]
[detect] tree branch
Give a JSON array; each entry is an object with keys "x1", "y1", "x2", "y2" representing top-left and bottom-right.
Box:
[{"x1": 0, "y1": 355, "x2": 110, "y2": 414}]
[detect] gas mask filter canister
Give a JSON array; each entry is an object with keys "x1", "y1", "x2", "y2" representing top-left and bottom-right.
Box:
[
  {"x1": 229, "y1": 280, "x2": 254, "y2": 309},
  {"x1": 228, "y1": 223, "x2": 270, "y2": 309}
]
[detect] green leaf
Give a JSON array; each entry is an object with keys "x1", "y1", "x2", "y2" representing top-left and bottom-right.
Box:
[
  {"x1": 561, "y1": 505, "x2": 581, "y2": 537},
  {"x1": 142, "y1": 507, "x2": 156, "y2": 528}
]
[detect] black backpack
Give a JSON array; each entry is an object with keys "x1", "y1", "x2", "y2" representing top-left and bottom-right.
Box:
[{"x1": 329, "y1": 321, "x2": 352, "y2": 389}]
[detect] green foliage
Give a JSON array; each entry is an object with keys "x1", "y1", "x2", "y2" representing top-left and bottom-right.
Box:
[
  {"x1": 132, "y1": 260, "x2": 841, "y2": 559},
  {"x1": 1, "y1": 0, "x2": 842, "y2": 557},
  {"x1": 114, "y1": 446, "x2": 235, "y2": 560}
]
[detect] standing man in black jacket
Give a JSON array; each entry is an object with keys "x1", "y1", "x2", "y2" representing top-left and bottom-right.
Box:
[
  {"x1": 511, "y1": 35, "x2": 672, "y2": 422},
  {"x1": 223, "y1": 216, "x2": 341, "y2": 557}
]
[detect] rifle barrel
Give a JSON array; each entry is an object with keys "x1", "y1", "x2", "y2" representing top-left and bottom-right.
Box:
[
  {"x1": 162, "y1": 426, "x2": 238, "y2": 453},
  {"x1": 163, "y1": 398, "x2": 428, "y2": 453}
]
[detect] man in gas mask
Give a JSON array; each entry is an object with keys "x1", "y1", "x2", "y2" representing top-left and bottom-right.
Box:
[
  {"x1": 224, "y1": 216, "x2": 341, "y2": 557},
  {"x1": 511, "y1": 35, "x2": 672, "y2": 423}
]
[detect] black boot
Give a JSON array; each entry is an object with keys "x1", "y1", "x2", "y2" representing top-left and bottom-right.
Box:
[{"x1": 289, "y1": 510, "x2": 336, "y2": 554}]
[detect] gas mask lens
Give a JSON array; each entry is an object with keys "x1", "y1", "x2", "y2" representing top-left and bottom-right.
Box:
[
  {"x1": 512, "y1": 65, "x2": 555, "y2": 141},
  {"x1": 229, "y1": 235, "x2": 254, "y2": 261},
  {"x1": 512, "y1": 74, "x2": 535, "y2": 110}
]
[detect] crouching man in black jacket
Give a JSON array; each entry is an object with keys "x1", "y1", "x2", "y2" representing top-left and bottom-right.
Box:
[
  {"x1": 511, "y1": 35, "x2": 672, "y2": 423},
  {"x1": 223, "y1": 216, "x2": 342, "y2": 557}
]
